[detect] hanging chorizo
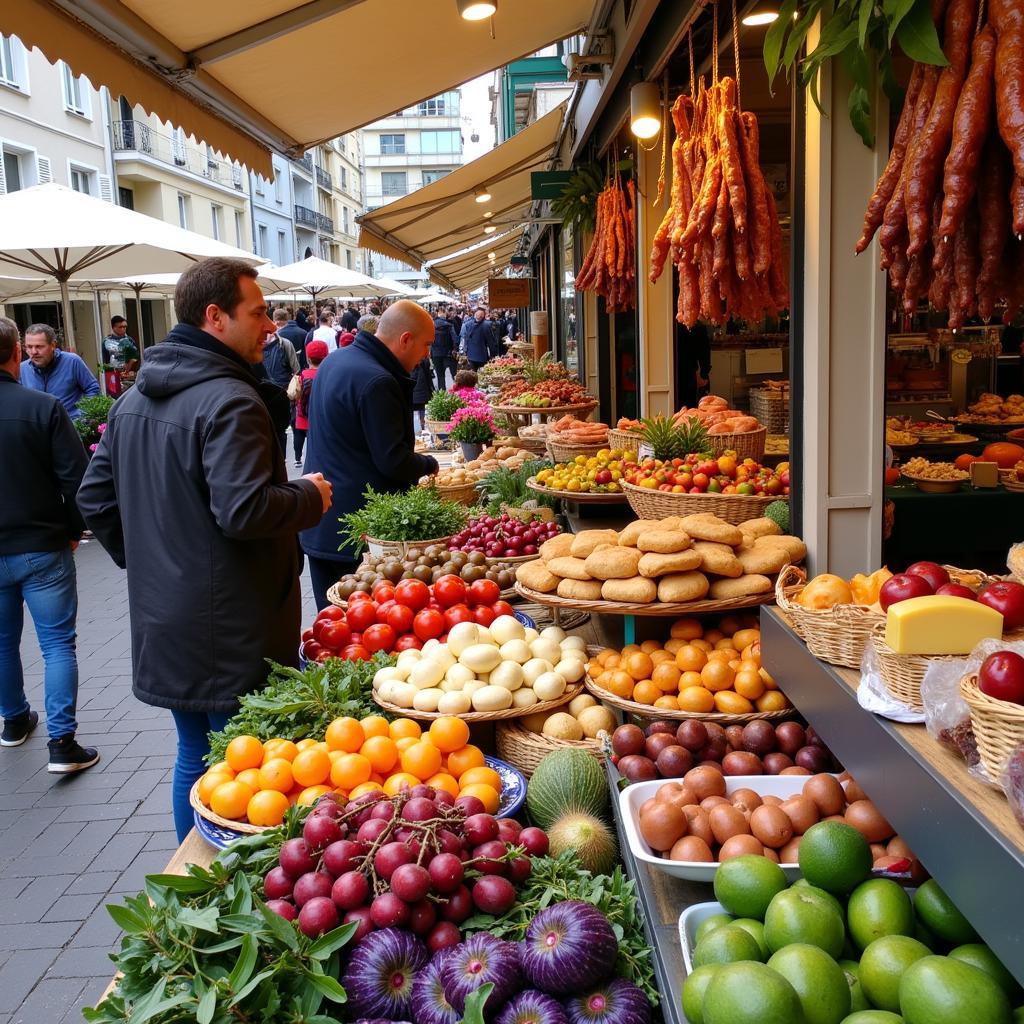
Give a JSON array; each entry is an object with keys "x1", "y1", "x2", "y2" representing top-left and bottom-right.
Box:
[
  {"x1": 991, "y1": 0, "x2": 1024, "y2": 194},
  {"x1": 976, "y1": 136, "x2": 1012, "y2": 320}
]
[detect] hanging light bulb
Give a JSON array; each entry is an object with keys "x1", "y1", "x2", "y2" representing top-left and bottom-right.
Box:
[
  {"x1": 629, "y1": 81, "x2": 661, "y2": 140},
  {"x1": 474, "y1": 187, "x2": 492, "y2": 204},
  {"x1": 457, "y1": 0, "x2": 496, "y2": 20},
  {"x1": 483, "y1": 225, "x2": 496, "y2": 234},
  {"x1": 742, "y1": 1, "x2": 779, "y2": 25}
]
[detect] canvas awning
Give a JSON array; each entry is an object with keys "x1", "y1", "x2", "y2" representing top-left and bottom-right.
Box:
[
  {"x1": 358, "y1": 103, "x2": 566, "y2": 274},
  {"x1": 427, "y1": 229, "x2": 526, "y2": 293},
  {"x1": 4, "y1": 1, "x2": 592, "y2": 177}
]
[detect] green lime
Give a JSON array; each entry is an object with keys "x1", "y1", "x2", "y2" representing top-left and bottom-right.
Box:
[
  {"x1": 696, "y1": 912, "x2": 735, "y2": 945},
  {"x1": 840, "y1": 1013, "x2": 904, "y2": 1023},
  {"x1": 703, "y1": 961, "x2": 803, "y2": 1024},
  {"x1": 913, "y1": 919, "x2": 936, "y2": 950},
  {"x1": 768, "y1": 942, "x2": 852, "y2": 1024},
  {"x1": 731, "y1": 918, "x2": 770, "y2": 960},
  {"x1": 898, "y1": 955, "x2": 1012, "y2": 1024},
  {"x1": 764, "y1": 886, "x2": 846, "y2": 958},
  {"x1": 858, "y1": 935, "x2": 931, "y2": 1012},
  {"x1": 949, "y1": 944, "x2": 1021, "y2": 1001},
  {"x1": 681, "y1": 964, "x2": 720, "y2": 1024},
  {"x1": 714, "y1": 855, "x2": 789, "y2": 920},
  {"x1": 840, "y1": 959, "x2": 871, "y2": 1013},
  {"x1": 847, "y1": 879, "x2": 915, "y2": 950},
  {"x1": 1013, "y1": 1007, "x2": 1024, "y2": 1024},
  {"x1": 799, "y1": 821, "x2": 873, "y2": 895},
  {"x1": 693, "y1": 924, "x2": 764, "y2": 968},
  {"x1": 793, "y1": 878, "x2": 846, "y2": 919},
  {"x1": 912, "y1": 881, "x2": 979, "y2": 945}
]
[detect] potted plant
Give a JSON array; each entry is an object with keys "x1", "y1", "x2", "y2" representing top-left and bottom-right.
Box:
[
  {"x1": 73, "y1": 395, "x2": 115, "y2": 454},
  {"x1": 340, "y1": 485, "x2": 468, "y2": 558},
  {"x1": 424, "y1": 390, "x2": 465, "y2": 435},
  {"x1": 448, "y1": 404, "x2": 496, "y2": 461}
]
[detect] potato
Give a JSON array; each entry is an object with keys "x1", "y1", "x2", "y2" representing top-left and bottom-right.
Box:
[
  {"x1": 533, "y1": 671, "x2": 567, "y2": 702},
  {"x1": 577, "y1": 705, "x2": 616, "y2": 738},
  {"x1": 471, "y1": 684, "x2": 514, "y2": 712},
  {"x1": 543, "y1": 712, "x2": 584, "y2": 741},
  {"x1": 568, "y1": 694, "x2": 598, "y2": 717},
  {"x1": 412, "y1": 687, "x2": 444, "y2": 712}
]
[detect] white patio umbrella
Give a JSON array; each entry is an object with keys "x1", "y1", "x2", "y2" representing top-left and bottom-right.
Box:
[
  {"x1": 257, "y1": 256, "x2": 386, "y2": 303},
  {"x1": 372, "y1": 277, "x2": 416, "y2": 297},
  {"x1": 415, "y1": 288, "x2": 457, "y2": 305},
  {"x1": 0, "y1": 183, "x2": 259, "y2": 349}
]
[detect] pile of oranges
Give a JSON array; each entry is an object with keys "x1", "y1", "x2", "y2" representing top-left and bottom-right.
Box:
[
  {"x1": 195, "y1": 715, "x2": 503, "y2": 827},
  {"x1": 585, "y1": 615, "x2": 791, "y2": 715}
]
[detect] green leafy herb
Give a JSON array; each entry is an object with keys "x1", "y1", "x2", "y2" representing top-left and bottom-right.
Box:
[
  {"x1": 74, "y1": 395, "x2": 115, "y2": 447},
  {"x1": 341, "y1": 485, "x2": 468, "y2": 551},
  {"x1": 425, "y1": 390, "x2": 466, "y2": 422}
]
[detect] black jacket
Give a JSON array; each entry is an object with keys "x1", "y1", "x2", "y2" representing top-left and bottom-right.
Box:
[
  {"x1": 300, "y1": 331, "x2": 439, "y2": 561},
  {"x1": 77, "y1": 324, "x2": 323, "y2": 713},
  {"x1": 462, "y1": 318, "x2": 498, "y2": 363},
  {"x1": 431, "y1": 317, "x2": 457, "y2": 359},
  {"x1": 0, "y1": 370, "x2": 88, "y2": 555},
  {"x1": 412, "y1": 358, "x2": 434, "y2": 403},
  {"x1": 340, "y1": 309, "x2": 359, "y2": 332},
  {"x1": 277, "y1": 321, "x2": 309, "y2": 370}
]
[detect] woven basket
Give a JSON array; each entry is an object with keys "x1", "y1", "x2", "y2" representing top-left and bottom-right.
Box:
[
  {"x1": 960, "y1": 673, "x2": 1024, "y2": 783},
  {"x1": 496, "y1": 720, "x2": 606, "y2": 777},
  {"x1": 749, "y1": 389, "x2": 789, "y2": 434},
  {"x1": 514, "y1": 433, "x2": 550, "y2": 454},
  {"x1": 189, "y1": 781, "x2": 264, "y2": 835},
  {"x1": 501, "y1": 503, "x2": 556, "y2": 523},
  {"x1": 366, "y1": 535, "x2": 454, "y2": 559},
  {"x1": 514, "y1": 581, "x2": 775, "y2": 617},
  {"x1": 431, "y1": 481, "x2": 479, "y2": 505},
  {"x1": 546, "y1": 438, "x2": 609, "y2": 462},
  {"x1": 372, "y1": 682, "x2": 583, "y2": 722},
  {"x1": 424, "y1": 418, "x2": 451, "y2": 435},
  {"x1": 870, "y1": 631, "x2": 957, "y2": 711},
  {"x1": 607, "y1": 427, "x2": 644, "y2": 452},
  {"x1": 622, "y1": 480, "x2": 782, "y2": 525},
  {"x1": 493, "y1": 401, "x2": 597, "y2": 420},
  {"x1": 706, "y1": 426, "x2": 767, "y2": 460}
]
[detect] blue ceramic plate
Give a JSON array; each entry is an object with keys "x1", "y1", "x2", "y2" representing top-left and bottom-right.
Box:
[{"x1": 194, "y1": 755, "x2": 528, "y2": 850}]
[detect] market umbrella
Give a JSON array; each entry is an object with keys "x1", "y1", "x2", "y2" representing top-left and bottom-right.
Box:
[
  {"x1": 0, "y1": 183, "x2": 259, "y2": 350},
  {"x1": 372, "y1": 277, "x2": 417, "y2": 297},
  {"x1": 257, "y1": 256, "x2": 390, "y2": 304},
  {"x1": 89, "y1": 273, "x2": 184, "y2": 351}
]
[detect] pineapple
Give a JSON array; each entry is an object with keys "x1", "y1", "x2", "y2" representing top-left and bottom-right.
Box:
[
  {"x1": 675, "y1": 415, "x2": 710, "y2": 456},
  {"x1": 640, "y1": 415, "x2": 710, "y2": 460}
]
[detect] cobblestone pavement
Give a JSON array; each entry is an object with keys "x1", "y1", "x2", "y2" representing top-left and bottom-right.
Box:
[{"x1": 0, "y1": 451, "x2": 321, "y2": 1024}]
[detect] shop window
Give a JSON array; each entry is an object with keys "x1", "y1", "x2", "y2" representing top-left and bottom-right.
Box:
[{"x1": 560, "y1": 226, "x2": 579, "y2": 377}]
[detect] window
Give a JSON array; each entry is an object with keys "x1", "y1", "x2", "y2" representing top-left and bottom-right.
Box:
[
  {"x1": 381, "y1": 171, "x2": 407, "y2": 197},
  {"x1": 2, "y1": 149, "x2": 22, "y2": 192},
  {"x1": 274, "y1": 171, "x2": 282, "y2": 203},
  {"x1": 278, "y1": 230, "x2": 287, "y2": 264},
  {"x1": 60, "y1": 62, "x2": 90, "y2": 117},
  {"x1": 211, "y1": 204, "x2": 222, "y2": 240},
  {"x1": 380, "y1": 134, "x2": 406, "y2": 155},
  {"x1": 346, "y1": 249, "x2": 353, "y2": 269},
  {"x1": 119, "y1": 186, "x2": 134, "y2": 210},
  {"x1": 172, "y1": 127, "x2": 186, "y2": 165},
  {"x1": 420, "y1": 130, "x2": 460, "y2": 155},
  {"x1": 422, "y1": 169, "x2": 451, "y2": 185},
  {"x1": 340, "y1": 166, "x2": 348, "y2": 190},
  {"x1": 0, "y1": 35, "x2": 27, "y2": 91},
  {"x1": 235, "y1": 210, "x2": 244, "y2": 246},
  {"x1": 258, "y1": 224, "x2": 269, "y2": 258},
  {"x1": 69, "y1": 166, "x2": 93, "y2": 195},
  {"x1": 254, "y1": 174, "x2": 264, "y2": 196},
  {"x1": 417, "y1": 96, "x2": 447, "y2": 116},
  {"x1": 342, "y1": 206, "x2": 350, "y2": 234},
  {"x1": 177, "y1": 193, "x2": 189, "y2": 229}
]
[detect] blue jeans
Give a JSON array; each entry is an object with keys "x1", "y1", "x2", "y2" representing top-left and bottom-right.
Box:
[
  {"x1": 0, "y1": 549, "x2": 79, "y2": 740},
  {"x1": 170, "y1": 709, "x2": 230, "y2": 842}
]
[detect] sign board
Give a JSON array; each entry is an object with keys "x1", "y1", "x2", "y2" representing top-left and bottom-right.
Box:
[
  {"x1": 510, "y1": 255, "x2": 530, "y2": 267},
  {"x1": 531, "y1": 170, "x2": 573, "y2": 201},
  {"x1": 488, "y1": 277, "x2": 531, "y2": 307}
]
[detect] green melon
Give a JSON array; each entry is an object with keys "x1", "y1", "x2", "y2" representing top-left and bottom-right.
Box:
[{"x1": 525, "y1": 748, "x2": 609, "y2": 829}]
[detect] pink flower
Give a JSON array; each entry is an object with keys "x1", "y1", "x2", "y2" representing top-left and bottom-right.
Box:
[
  {"x1": 89, "y1": 443, "x2": 98, "y2": 452},
  {"x1": 97, "y1": 422, "x2": 107, "y2": 433}
]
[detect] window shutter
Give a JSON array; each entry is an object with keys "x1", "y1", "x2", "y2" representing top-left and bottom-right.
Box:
[
  {"x1": 99, "y1": 173, "x2": 113, "y2": 202},
  {"x1": 0, "y1": 157, "x2": 6, "y2": 195},
  {"x1": 36, "y1": 155, "x2": 52, "y2": 184}
]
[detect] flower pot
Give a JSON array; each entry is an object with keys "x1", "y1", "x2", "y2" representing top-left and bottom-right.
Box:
[{"x1": 460, "y1": 442, "x2": 484, "y2": 460}]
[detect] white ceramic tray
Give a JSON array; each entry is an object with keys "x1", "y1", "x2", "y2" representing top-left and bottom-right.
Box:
[
  {"x1": 679, "y1": 901, "x2": 730, "y2": 975},
  {"x1": 618, "y1": 775, "x2": 815, "y2": 883}
]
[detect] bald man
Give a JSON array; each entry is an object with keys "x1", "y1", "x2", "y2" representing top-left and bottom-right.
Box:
[{"x1": 299, "y1": 300, "x2": 440, "y2": 607}]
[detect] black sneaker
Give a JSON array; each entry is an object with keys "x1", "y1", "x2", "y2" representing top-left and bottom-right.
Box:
[
  {"x1": 1, "y1": 710, "x2": 38, "y2": 747},
  {"x1": 47, "y1": 735, "x2": 100, "y2": 774}
]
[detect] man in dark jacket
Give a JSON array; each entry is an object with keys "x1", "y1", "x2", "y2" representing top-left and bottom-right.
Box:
[
  {"x1": 301, "y1": 301, "x2": 440, "y2": 608},
  {"x1": 77, "y1": 258, "x2": 332, "y2": 841},
  {"x1": 264, "y1": 311, "x2": 301, "y2": 453},
  {"x1": 0, "y1": 317, "x2": 97, "y2": 774},
  {"x1": 430, "y1": 314, "x2": 458, "y2": 390},
  {"x1": 340, "y1": 305, "x2": 359, "y2": 332},
  {"x1": 459, "y1": 306, "x2": 498, "y2": 369}
]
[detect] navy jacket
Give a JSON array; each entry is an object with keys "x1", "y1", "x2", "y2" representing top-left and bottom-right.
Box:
[
  {"x1": 340, "y1": 309, "x2": 359, "y2": 332},
  {"x1": 300, "y1": 330, "x2": 439, "y2": 561},
  {"x1": 0, "y1": 370, "x2": 88, "y2": 554},
  {"x1": 461, "y1": 318, "x2": 497, "y2": 364},
  {"x1": 20, "y1": 350, "x2": 99, "y2": 419},
  {"x1": 431, "y1": 317, "x2": 457, "y2": 359},
  {"x1": 412, "y1": 358, "x2": 434, "y2": 403}
]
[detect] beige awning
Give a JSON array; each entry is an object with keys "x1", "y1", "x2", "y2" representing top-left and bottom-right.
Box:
[
  {"x1": 358, "y1": 102, "x2": 565, "y2": 274},
  {"x1": 428, "y1": 229, "x2": 525, "y2": 293},
  {"x1": 5, "y1": 1, "x2": 592, "y2": 177}
]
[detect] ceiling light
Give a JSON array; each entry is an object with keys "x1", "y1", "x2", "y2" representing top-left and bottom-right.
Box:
[
  {"x1": 474, "y1": 188, "x2": 492, "y2": 204},
  {"x1": 483, "y1": 210, "x2": 493, "y2": 218},
  {"x1": 629, "y1": 81, "x2": 661, "y2": 140},
  {"x1": 742, "y1": 2, "x2": 779, "y2": 25},
  {"x1": 484, "y1": 225, "x2": 496, "y2": 234},
  {"x1": 457, "y1": 0, "x2": 497, "y2": 20},
  {"x1": 488, "y1": 252, "x2": 496, "y2": 260}
]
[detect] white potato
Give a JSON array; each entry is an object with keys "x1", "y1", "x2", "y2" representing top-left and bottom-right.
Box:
[
  {"x1": 532, "y1": 671, "x2": 567, "y2": 702},
  {"x1": 413, "y1": 687, "x2": 444, "y2": 712},
  {"x1": 459, "y1": 644, "x2": 503, "y2": 675},
  {"x1": 490, "y1": 615, "x2": 526, "y2": 645},
  {"x1": 396, "y1": 648, "x2": 423, "y2": 669},
  {"x1": 498, "y1": 639, "x2": 532, "y2": 665},
  {"x1": 437, "y1": 690, "x2": 472, "y2": 715},
  {"x1": 560, "y1": 635, "x2": 587, "y2": 652},
  {"x1": 522, "y1": 658, "x2": 554, "y2": 685},
  {"x1": 489, "y1": 661, "x2": 525, "y2": 692},
  {"x1": 540, "y1": 625, "x2": 567, "y2": 643},
  {"x1": 408, "y1": 659, "x2": 445, "y2": 690},
  {"x1": 511, "y1": 687, "x2": 539, "y2": 708},
  {"x1": 389, "y1": 682, "x2": 417, "y2": 708},
  {"x1": 529, "y1": 637, "x2": 563, "y2": 665},
  {"x1": 554, "y1": 658, "x2": 585, "y2": 684},
  {"x1": 424, "y1": 646, "x2": 457, "y2": 673},
  {"x1": 447, "y1": 622, "x2": 481, "y2": 657},
  {"x1": 445, "y1": 663, "x2": 476, "y2": 688},
  {"x1": 471, "y1": 685, "x2": 514, "y2": 712}
]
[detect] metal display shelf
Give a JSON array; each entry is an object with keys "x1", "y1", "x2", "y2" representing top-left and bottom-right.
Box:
[{"x1": 761, "y1": 607, "x2": 1024, "y2": 984}]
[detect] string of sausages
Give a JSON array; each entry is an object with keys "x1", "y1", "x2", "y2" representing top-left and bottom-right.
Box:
[
  {"x1": 575, "y1": 175, "x2": 637, "y2": 313},
  {"x1": 856, "y1": 0, "x2": 1024, "y2": 327},
  {"x1": 649, "y1": 75, "x2": 789, "y2": 327}
]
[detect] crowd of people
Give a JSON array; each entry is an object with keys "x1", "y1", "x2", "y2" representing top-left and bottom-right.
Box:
[{"x1": 0, "y1": 258, "x2": 523, "y2": 842}]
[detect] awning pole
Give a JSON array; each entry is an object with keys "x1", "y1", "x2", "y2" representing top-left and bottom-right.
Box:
[{"x1": 59, "y1": 277, "x2": 77, "y2": 352}]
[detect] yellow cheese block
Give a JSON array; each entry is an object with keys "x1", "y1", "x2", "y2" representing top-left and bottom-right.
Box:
[{"x1": 884, "y1": 595, "x2": 1003, "y2": 655}]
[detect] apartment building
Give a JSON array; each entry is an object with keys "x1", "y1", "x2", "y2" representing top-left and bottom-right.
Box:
[
  {"x1": 362, "y1": 90, "x2": 465, "y2": 288},
  {"x1": 327, "y1": 133, "x2": 365, "y2": 273},
  {"x1": 250, "y1": 152, "x2": 297, "y2": 267}
]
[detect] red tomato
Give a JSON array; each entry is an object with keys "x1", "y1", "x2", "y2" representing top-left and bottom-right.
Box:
[
  {"x1": 317, "y1": 605, "x2": 346, "y2": 622},
  {"x1": 350, "y1": 632, "x2": 362, "y2": 645},
  {"x1": 302, "y1": 640, "x2": 323, "y2": 660},
  {"x1": 468, "y1": 579, "x2": 501, "y2": 607},
  {"x1": 348, "y1": 591, "x2": 373, "y2": 604},
  {"x1": 413, "y1": 608, "x2": 445, "y2": 641},
  {"x1": 386, "y1": 603, "x2": 415, "y2": 635},
  {"x1": 433, "y1": 575, "x2": 467, "y2": 608},
  {"x1": 319, "y1": 620, "x2": 352, "y2": 650},
  {"x1": 394, "y1": 634, "x2": 423, "y2": 652},
  {"x1": 473, "y1": 605, "x2": 496, "y2": 626},
  {"x1": 394, "y1": 579, "x2": 430, "y2": 611},
  {"x1": 363, "y1": 623, "x2": 396, "y2": 653},
  {"x1": 342, "y1": 644, "x2": 370, "y2": 661},
  {"x1": 312, "y1": 618, "x2": 337, "y2": 644},
  {"x1": 315, "y1": 651, "x2": 334, "y2": 662},
  {"x1": 444, "y1": 604, "x2": 475, "y2": 629},
  {"x1": 301, "y1": 628, "x2": 314, "y2": 643},
  {"x1": 491, "y1": 600, "x2": 515, "y2": 619},
  {"x1": 375, "y1": 599, "x2": 396, "y2": 624},
  {"x1": 346, "y1": 600, "x2": 377, "y2": 632},
  {"x1": 372, "y1": 582, "x2": 396, "y2": 603}
]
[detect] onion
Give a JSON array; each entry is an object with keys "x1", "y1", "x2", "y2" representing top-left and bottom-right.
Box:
[
  {"x1": 341, "y1": 928, "x2": 428, "y2": 1021},
  {"x1": 441, "y1": 932, "x2": 521, "y2": 1013},
  {"x1": 496, "y1": 990, "x2": 569, "y2": 1024},
  {"x1": 410, "y1": 951, "x2": 460, "y2": 1024},
  {"x1": 519, "y1": 902, "x2": 618, "y2": 995},
  {"x1": 562, "y1": 978, "x2": 652, "y2": 1024}
]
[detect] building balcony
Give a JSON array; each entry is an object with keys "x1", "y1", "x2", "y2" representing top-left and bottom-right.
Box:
[
  {"x1": 315, "y1": 166, "x2": 332, "y2": 191},
  {"x1": 315, "y1": 211, "x2": 334, "y2": 234},
  {"x1": 297, "y1": 153, "x2": 313, "y2": 172},
  {"x1": 112, "y1": 120, "x2": 244, "y2": 191},
  {"x1": 295, "y1": 203, "x2": 319, "y2": 228},
  {"x1": 364, "y1": 151, "x2": 462, "y2": 168}
]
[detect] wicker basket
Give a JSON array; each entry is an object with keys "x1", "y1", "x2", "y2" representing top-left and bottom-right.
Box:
[
  {"x1": 526, "y1": 478, "x2": 629, "y2": 504},
  {"x1": 622, "y1": 480, "x2": 783, "y2": 524},
  {"x1": 870, "y1": 631, "x2": 957, "y2": 711},
  {"x1": 424, "y1": 418, "x2": 451, "y2": 435},
  {"x1": 706, "y1": 426, "x2": 767, "y2": 460},
  {"x1": 189, "y1": 781, "x2": 263, "y2": 835},
  {"x1": 749, "y1": 389, "x2": 789, "y2": 434},
  {"x1": 365, "y1": 535, "x2": 454, "y2": 559},
  {"x1": 496, "y1": 720, "x2": 606, "y2": 777},
  {"x1": 960, "y1": 673, "x2": 1024, "y2": 783},
  {"x1": 514, "y1": 433, "x2": 550, "y2": 455},
  {"x1": 431, "y1": 481, "x2": 480, "y2": 505},
  {"x1": 607, "y1": 428, "x2": 644, "y2": 453},
  {"x1": 546, "y1": 438, "x2": 610, "y2": 463},
  {"x1": 373, "y1": 682, "x2": 583, "y2": 722},
  {"x1": 514, "y1": 581, "x2": 776, "y2": 617},
  {"x1": 501, "y1": 503, "x2": 556, "y2": 523}
]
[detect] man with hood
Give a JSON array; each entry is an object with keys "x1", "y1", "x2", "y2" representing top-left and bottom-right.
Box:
[{"x1": 77, "y1": 257, "x2": 332, "y2": 842}]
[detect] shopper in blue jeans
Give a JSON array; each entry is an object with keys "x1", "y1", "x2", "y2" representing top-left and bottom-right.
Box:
[{"x1": 0, "y1": 316, "x2": 97, "y2": 772}]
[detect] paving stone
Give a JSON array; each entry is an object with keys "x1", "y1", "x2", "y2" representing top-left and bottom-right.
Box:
[
  {"x1": 70, "y1": 905, "x2": 123, "y2": 949},
  {"x1": 56, "y1": 802, "x2": 140, "y2": 823},
  {"x1": 108, "y1": 848, "x2": 179, "y2": 894},
  {"x1": 133, "y1": 782, "x2": 173, "y2": 817},
  {"x1": 0, "y1": 950, "x2": 60, "y2": 1012},
  {"x1": 116, "y1": 812, "x2": 173, "y2": 834},
  {"x1": 0, "y1": 921, "x2": 78, "y2": 951},
  {"x1": 44, "y1": 945, "x2": 117, "y2": 979},
  {"x1": 61, "y1": 979, "x2": 108, "y2": 1022},
  {"x1": 109, "y1": 769, "x2": 166, "y2": 804},
  {"x1": 86, "y1": 832, "x2": 149, "y2": 873},
  {"x1": 142, "y1": 832, "x2": 178, "y2": 853},
  {"x1": 63, "y1": 871, "x2": 122, "y2": 896},
  {"x1": 10, "y1": 978, "x2": 87, "y2": 1024},
  {"x1": 41, "y1": 892, "x2": 106, "y2": 922}
]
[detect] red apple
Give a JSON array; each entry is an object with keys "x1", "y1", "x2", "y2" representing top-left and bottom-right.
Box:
[
  {"x1": 935, "y1": 583, "x2": 976, "y2": 601},
  {"x1": 978, "y1": 650, "x2": 1024, "y2": 705},
  {"x1": 905, "y1": 561, "x2": 950, "y2": 592},
  {"x1": 879, "y1": 573, "x2": 934, "y2": 611},
  {"x1": 977, "y1": 581, "x2": 1024, "y2": 630}
]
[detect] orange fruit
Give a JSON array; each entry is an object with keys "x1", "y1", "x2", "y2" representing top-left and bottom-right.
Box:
[
  {"x1": 208, "y1": 760, "x2": 234, "y2": 778},
  {"x1": 459, "y1": 765, "x2": 502, "y2": 792},
  {"x1": 714, "y1": 638, "x2": 737, "y2": 652},
  {"x1": 603, "y1": 669, "x2": 635, "y2": 699},
  {"x1": 418, "y1": 732, "x2": 437, "y2": 747},
  {"x1": 401, "y1": 741, "x2": 443, "y2": 781},
  {"x1": 719, "y1": 615, "x2": 743, "y2": 635},
  {"x1": 326, "y1": 717, "x2": 365, "y2": 753},
  {"x1": 756, "y1": 691, "x2": 790, "y2": 712},
  {"x1": 361, "y1": 735, "x2": 399, "y2": 774},
  {"x1": 704, "y1": 629, "x2": 724, "y2": 645},
  {"x1": 707, "y1": 649, "x2": 736, "y2": 663},
  {"x1": 733, "y1": 628, "x2": 760, "y2": 651},
  {"x1": 640, "y1": 639, "x2": 662, "y2": 654},
  {"x1": 680, "y1": 670, "x2": 704, "y2": 689},
  {"x1": 624, "y1": 651, "x2": 654, "y2": 681},
  {"x1": 361, "y1": 716, "x2": 390, "y2": 739},
  {"x1": 603, "y1": 653, "x2": 621, "y2": 669},
  {"x1": 678, "y1": 686, "x2": 716, "y2": 713},
  {"x1": 197, "y1": 770, "x2": 233, "y2": 806},
  {"x1": 670, "y1": 617, "x2": 703, "y2": 640},
  {"x1": 701, "y1": 659, "x2": 736, "y2": 692},
  {"x1": 327, "y1": 749, "x2": 346, "y2": 762},
  {"x1": 247, "y1": 789, "x2": 289, "y2": 826},
  {"x1": 291, "y1": 748, "x2": 332, "y2": 787},
  {"x1": 235, "y1": 768, "x2": 263, "y2": 791},
  {"x1": 446, "y1": 743, "x2": 485, "y2": 778},
  {"x1": 296, "y1": 784, "x2": 333, "y2": 806},
  {"x1": 331, "y1": 752, "x2": 372, "y2": 790},
  {"x1": 595, "y1": 648, "x2": 618, "y2": 665},
  {"x1": 691, "y1": 639, "x2": 713, "y2": 653},
  {"x1": 652, "y1": 662, "x2": 681, "y2": 693},
  {"x1": 383, "y1": 771, "x2": 421, "y2": 796},
  {"x1": 350, "y1": 781, "x2": 385, "y2": 799},
  {"x1": 714, "y1": 691, "x2": 754, "y2": 714},
  {"x1": 664, "y1": 638, "x2": 685, "y2": 654},
  {"x1": 258, "y1": 758, "x2": 294, "y2": 794},
  {"x1": 460, "y1": 782, "x2": 500, "y2": 814},
  {"x1": 621, "y1": 643, "x2": 641, "y2": 657},
  {"x1": 654, "y1": 694, "x2": 680, "y2": 710},
  {"x1": 263, "y1": 739, "x2": 298, "y2": 763},
  {"x1": 262, "y1": 737, "x2": 286, "y2": 755},
  {"x1": 389, "y1": 718, "x2": 422, "y2": 741},
  {"x1": 676, "y1": 645, "x2": 708, "y2": 672},
  {"x1": 426, "y1": 772, "x2": 461, "y2": 798},
  {"x1": 760, "y1": 667, "x2": 777, "y2": 690},
  {"x1": 210, "y1": 780, "x2": 254, "y2": 820},
  {"x1": 429, "y1": 716, "x2": 470, "y2": 753},
  {"x1": 369, "y1": 771, "x2": 385, "y2": 785},
  {"x1": 632, "y1": 680, "x2": 660, "y2": 705},
  {"x1": 225, "y1": 736, "x2": 264, "y2": 772},
  {"x1": 295, "y1": 737, "x2": 319, "y2": 751},
  {"x1": 734, "y1": 668, "x2": 766, "y2": 700},
  {"x1": 395, "y1": 736, "x2": 420, "y2": 753}
]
